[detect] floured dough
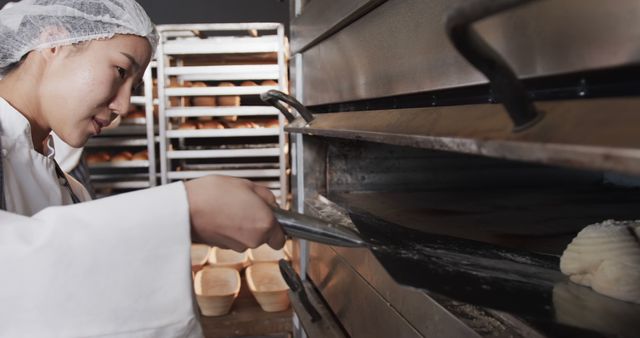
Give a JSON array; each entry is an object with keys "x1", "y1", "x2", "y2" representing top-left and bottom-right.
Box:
[{"x1": 560, "y1": 220, "x2": 640, "y2": 304}]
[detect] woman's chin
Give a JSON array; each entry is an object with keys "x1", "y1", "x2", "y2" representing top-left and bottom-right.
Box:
[
  {"x1": 76, "y1": 135, "x2": 91, "y2": 148},
  {"x1": 59, "y1": 134, "x2": 89, "y2": 148}
]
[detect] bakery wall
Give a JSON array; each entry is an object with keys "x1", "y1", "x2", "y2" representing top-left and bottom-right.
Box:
[
  {"x1": 137, "y1": 0, "x2": 289, "y2": 26},
  {"x1": 0, "y1": 0, "x2": 290, "y2": 30}
]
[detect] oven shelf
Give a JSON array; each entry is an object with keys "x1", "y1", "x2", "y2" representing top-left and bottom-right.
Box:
[{"x1": 288, "y1": 97, "x2": 640, "y2": 176}]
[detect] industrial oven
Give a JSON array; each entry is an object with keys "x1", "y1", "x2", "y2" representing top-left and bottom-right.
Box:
[{"x1": 275, "y1": 0, "x2": 640, "y2": 337}]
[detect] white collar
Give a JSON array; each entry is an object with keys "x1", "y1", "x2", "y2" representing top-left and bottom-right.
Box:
[
  {"x1": 0, "y1": 97, "x2": 55, "y2": 159},
  {"x1": 43, "y1": 134, "x2": 55, "y2": 158}
]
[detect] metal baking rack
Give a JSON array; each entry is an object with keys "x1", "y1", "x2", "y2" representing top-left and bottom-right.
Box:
[
  {"x1": 86, "y1": 61, "x2": 158, "y2": 196},
  {"x1": 156, "y1": 23, "x2": 290, "y2": 205}
]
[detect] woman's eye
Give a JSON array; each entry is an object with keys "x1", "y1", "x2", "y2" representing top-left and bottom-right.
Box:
[{"x1": 116, "y1": 66, "x2": 127, "y2": 79}]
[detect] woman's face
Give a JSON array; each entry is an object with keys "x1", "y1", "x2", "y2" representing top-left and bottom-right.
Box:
[{"x1": 39, "y1": 34, "x2": 152, "y2": 147}]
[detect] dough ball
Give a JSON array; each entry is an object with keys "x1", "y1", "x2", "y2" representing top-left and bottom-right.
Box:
[
  {"x1": 260, "y1": 80, "x2": 278, "y2": 86},
  {"x1": 262, "y1": 119, "x2": 279, "y2": 128},
  {"x1": 191, "y1": 82, "x2": 216, "y2": 107},
  {"x1": 111, "y1": 151, "x2": 133, "y2": 162},
  {"x1": 216, "y1": 82, "x2": 240, "y2": 106},
  {"x1": 177, "y1": 121, "x2": 198, "y2": 130},
  {"x1": 131, "y1": 150, "x2": 148, "y2": 161},
  {"x1": 86, "y1": 152, "x2": 110, "y2": 164},
  {"x1": 197, "y1": 120, "x2": 224, "y2": 129},
  {"x1": 560, "y1": 219, "x2": 640, "y2": 304}
]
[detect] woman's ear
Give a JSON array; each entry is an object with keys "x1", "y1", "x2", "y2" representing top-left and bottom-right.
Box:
[
  {"x1": 39, "y1": 46, "x2": 60, "y2": 61},
  {"x1": 38, "y1": 26, "x2": 69, "y2": 59}
]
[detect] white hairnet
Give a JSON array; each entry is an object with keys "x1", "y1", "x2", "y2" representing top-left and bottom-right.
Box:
[{"x1": 0, "y1": 0, "x2": 158, "y2": 75}]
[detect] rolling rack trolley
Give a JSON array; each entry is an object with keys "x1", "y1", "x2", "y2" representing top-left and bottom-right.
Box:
[{"x1": 155, "y1": 23, "x2": 290, "y2": 206}]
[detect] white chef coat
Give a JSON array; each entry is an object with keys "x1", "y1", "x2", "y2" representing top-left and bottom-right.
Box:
[
  {"x1": 0, "y1": 184, "x2": 203, "y2": 338},
  {"x1": 0, "y1": 97, "x2": 203, "y2": 337},
  {"x1": 0, "y1": 97, "x2": 91, "y2": 215},
  {"x1": 51, "y1": 132, "x2": 84, "y2": 173}
]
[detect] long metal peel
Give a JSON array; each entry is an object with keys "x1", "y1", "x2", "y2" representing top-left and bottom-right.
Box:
[{"x1": 273, "y1": 208, "x2": 366, "y2": 247}]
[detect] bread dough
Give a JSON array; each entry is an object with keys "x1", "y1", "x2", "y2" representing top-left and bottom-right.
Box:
[{"x1": 560, "y1": 220, "x2": 640, "y2": 304}]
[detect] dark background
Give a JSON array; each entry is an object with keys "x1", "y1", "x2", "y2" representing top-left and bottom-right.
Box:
[{"x1": 0, "y1": 0, "x2": 290, "y2": 26}]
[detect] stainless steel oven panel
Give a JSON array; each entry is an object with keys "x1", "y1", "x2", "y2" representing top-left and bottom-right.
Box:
[
  {"x1": 306, "y1": 241, "x2": 543, "y2": 337},
  {"x1": 297, "y1": 0, "x2": 640, "y2": 105},
  {"x1": 306, "y1": 242, "x2": 471, "y2": 337},
  {"x1": 290, "y1": 0, "x2": 386, "y2": 53}
]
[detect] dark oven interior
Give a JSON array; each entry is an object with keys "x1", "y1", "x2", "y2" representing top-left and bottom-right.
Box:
[{"x1": 323, "y1": 139, "x2": 640, "y2": 256}]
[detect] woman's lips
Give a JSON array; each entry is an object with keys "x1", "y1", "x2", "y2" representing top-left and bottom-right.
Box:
[{"x1": 92, "y1": 117, "x2": 110, "y2": 135}]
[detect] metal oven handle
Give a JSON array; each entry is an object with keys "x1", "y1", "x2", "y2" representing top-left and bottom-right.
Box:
[
  {"x1": 260, "y1": 90, "x2": 315, "y2": 123},
  {"x1": 446, "y1": 0, "x2": 544, "y2": 131}
]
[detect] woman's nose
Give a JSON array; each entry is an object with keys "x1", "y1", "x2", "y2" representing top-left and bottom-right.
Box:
[{"x1": 109, "y1": 85, "x2": 132, "y2": 116}]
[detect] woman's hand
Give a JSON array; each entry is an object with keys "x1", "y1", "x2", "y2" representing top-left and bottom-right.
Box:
[{"x1": 185, "y1": 175, "x2": 285, "y2": 251}]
